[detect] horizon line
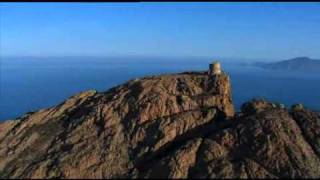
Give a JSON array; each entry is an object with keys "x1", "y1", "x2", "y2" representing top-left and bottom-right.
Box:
[{"x1": 1, "y1": 55, "x2": 294, "y2": 62}]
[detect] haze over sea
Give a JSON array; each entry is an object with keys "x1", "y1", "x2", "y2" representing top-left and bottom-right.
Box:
[{"x1": 1, "y1": 56, "x2": 320, "y2": 121}]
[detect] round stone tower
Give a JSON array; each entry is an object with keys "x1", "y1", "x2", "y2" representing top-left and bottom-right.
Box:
[{"x1": 209, "y1": 61, "x2": 221, "y2": 75}]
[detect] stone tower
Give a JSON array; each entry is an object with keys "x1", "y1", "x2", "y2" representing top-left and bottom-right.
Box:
[{"x1": 209, "y1": 61, "x2": 221, "y2": 75}]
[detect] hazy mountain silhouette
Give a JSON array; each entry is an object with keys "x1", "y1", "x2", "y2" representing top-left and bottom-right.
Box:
[{"x1": 255, "y1": 57, "x2": 320, "y2": 71}]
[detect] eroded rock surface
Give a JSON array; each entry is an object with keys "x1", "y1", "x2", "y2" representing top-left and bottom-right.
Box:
[{"x1": 0, "y1": 71, "x2": 319, "y2": 179}]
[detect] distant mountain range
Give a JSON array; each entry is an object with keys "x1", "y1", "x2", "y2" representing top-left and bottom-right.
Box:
[{"x1": 254, "y1": 57, "x2": 320, "y2": 71}]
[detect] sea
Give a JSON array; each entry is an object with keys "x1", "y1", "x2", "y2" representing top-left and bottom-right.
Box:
[{"x1": 1, "y1": 56, "x2": 320, "y2": 121}]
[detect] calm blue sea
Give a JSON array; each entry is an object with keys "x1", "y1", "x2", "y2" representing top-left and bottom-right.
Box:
[{"x1": 1, "y1": 57, "x2": 320, "y2": 121}]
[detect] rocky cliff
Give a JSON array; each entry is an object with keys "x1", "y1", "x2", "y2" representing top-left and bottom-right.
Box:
[{"x1": 0, "y1": 68, "x2": 319, "y2": 179}]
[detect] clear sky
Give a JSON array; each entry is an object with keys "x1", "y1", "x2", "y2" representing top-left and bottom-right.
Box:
[{"x1": 1, "y1": 2, "x2": 320, "y2": 60}]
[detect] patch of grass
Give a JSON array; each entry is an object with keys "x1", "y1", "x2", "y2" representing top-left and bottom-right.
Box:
[
  {"x1": 0, "y1": 170, "x2": 8, "y2": 179},
  {"x1": 47, "y1": 167, "x2": 61, "y2": 179},
  {"x1": 282, "y1": 122, "x2": 291, "y2": 135}
]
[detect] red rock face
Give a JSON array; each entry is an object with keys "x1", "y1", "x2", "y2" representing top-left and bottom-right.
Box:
[{"x1": 0, "y1": 71, "x2": 319, "y2": 179}]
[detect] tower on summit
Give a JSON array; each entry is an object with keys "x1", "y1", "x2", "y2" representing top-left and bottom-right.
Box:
[{"x1": 209, "y1": 61, "x2": 221, "y2": 75}]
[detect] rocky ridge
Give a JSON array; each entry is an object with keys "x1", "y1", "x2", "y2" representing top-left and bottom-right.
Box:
[{"x1": 0, "y1": 66, "x2": 319, "y2": 179}]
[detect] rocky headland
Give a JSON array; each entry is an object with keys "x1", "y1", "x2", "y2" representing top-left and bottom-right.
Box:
[{"x1": 0, "y1": 63, "x2": 319, "y2": 178}]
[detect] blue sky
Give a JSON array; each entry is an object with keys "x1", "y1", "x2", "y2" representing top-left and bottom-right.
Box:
[{"x1": 1, "y1": 2, "x2": 320, "y2": 60}]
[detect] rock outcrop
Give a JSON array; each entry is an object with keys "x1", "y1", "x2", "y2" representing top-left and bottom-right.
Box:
[{"x1": 0, "y1": 68, "x2": 319, "y2": 179}]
